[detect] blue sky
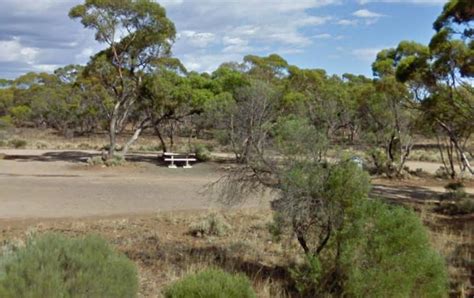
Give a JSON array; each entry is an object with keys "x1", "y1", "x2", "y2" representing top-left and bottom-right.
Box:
[{"x1": 0, "y1": 0, "x2": 447, "y2": 79}]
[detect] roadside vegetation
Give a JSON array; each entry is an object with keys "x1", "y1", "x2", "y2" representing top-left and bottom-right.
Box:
[{"x1": 0, "y1": 0, "x2": 472, "y2": 296}]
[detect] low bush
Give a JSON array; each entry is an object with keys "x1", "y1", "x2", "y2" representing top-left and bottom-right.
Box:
[
  {"x1": 188, "y1": 213, "x2": 231, "y2": 237},
  {"x1": 87, "y1": 156, "x2": 104, "y2": 166},
  {"x1": 435, "y1": 166, "x2": 450, "y2": 179},
  {"x1": 434, "y1": 198, "x2": 474, "y2": 215},
  {"x1": 193, "y1": 144, "x2": 211, "y2": 162},
  {"x1": 164, "y1": 268, "x2": 256, "y2": 298},
  {"x1": 77, "y1": 143, "x2": 92, "y2": 149},
  {"x1": 34, "y1": 141, "x2": 48, "y2": 149},
  {"x1": 8, "y1": 139, "x2": 27, "y2": 149},
  {"x1": 87, "y1": 155, "x2": 126, "y2": 167},
  {"x1": 440, "y1": 182, "x2": 467, "y2": 201},
  {"x1": 104, "y1": 155, "x2": 126, "y2": 167},
  {"x1": 0, "y1": 233, "x2": 138, "y2": 298}
]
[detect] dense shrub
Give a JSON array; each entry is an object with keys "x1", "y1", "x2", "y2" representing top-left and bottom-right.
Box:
[
  {"x1": 164, "y1": 268, "x2": 256, "y2": 298},
  {"x1": 291, "y1": 200, "x2": 448, "y2": 297},
  {"x1": 8, "y1": 138, "x2": 27, "y2": 149},
  {"x1": 0, "y1": 233, "x2": 138, "y2": 298},
  {"x1": 193, "y1": 144, "x2": 211, "y2": 162},
  {"x1": 344, "y1": 201, "x2": 448, "y2": 297}
]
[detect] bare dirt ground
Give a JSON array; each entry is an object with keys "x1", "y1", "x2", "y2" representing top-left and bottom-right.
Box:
[
  {"x1": 0, "y1": 149, "x2": 269, "y2": 220},
  {"x1": 1, "y1": 149, "x2": 473, "y2": 220}
]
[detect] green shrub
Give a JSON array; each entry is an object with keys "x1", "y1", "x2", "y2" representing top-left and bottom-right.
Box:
[
  {"x1": 8, "y1": 139, "x2": 27, "y2": 149},
  {"x1": 292, "y1": 200, "x2": 448, "y2": 297},
  {"x1": 344, "y1": 201, "x2": 448, "y2": 297},
  {"x1": 0, "y1": 116, "x2": 12, "y2": 129},
  {"x1": 164, "y1": 268, "x2": 256, "y2": 298},
  {"x1": 193, "y1": 144, "x2": 211, "y2": 162},
  {"x1": 0, "y1": 233, "x2": 138, "y2": 298},
  {"x1": 188, "y1": 213, "x2": 231, "y2": 237},
  {"x1": 87, "y1": 156, "x2": 104, "y2": 166},
  {"x1": 213, "y1": 129, "x2": 231, "y2": 146},
  {"x1": 9, "y1": 105, "x2": 32, "y2": 124},
  {"x1": 104, "y1": 155, "x2": 126, "y2": 167}
]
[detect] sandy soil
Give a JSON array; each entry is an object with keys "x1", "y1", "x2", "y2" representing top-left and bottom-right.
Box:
[
  {"x1": 0, "y1": 149, "x2": 267, "y2": 220},
  {"x1": 0, "y1": 149, "x2": 472, "y2": 220}
]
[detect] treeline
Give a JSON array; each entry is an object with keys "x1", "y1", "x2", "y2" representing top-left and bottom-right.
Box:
[{"x1": 0, "y1": 0, "x2": 472, "y2": 178}]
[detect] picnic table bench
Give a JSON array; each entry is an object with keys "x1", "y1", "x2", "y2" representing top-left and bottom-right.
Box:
[{"x1": 163, "y1": 152, "x2": 197, "y2": 168}]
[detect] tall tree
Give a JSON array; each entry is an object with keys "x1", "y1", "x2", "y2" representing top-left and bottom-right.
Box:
[{"x1": 69, "y1": 0, "x2": 176, "y2": 158}]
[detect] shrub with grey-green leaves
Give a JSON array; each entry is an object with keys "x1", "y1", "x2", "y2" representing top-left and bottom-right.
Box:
[
  {"x1": 193, "y1": 143, "x2": 211, "y2": 162},
  {"x1": 0, "y1": 233, "x2": 138, "y2": 298},
  {"x1": 164, "y1": 268, "x2": 256, "y2": 298}
]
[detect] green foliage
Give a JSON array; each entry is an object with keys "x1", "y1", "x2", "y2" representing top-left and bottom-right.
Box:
[
  {"x1": 104, "y1": 155, "x2": 126, "y2": 167},
  {"x1": 164, "y1": 268, "x2": 256, "y2": 298},
  {"x1": 193, "y1": 143, "x2": 211, "y2": 162},
  {"x1": 291, "y1": 201, "x2": 448, "y2": 297},
  {"x1": 87, "y1": 156, "x2": 104, "y2": 166},
  {"x1": 0, "y1": 233, "x2": 138, "y2": 298},
  {"x1": 0, "y1": 116, "x2": 12, "y2": 129},
  {"x1": 9, "y1": 105, "x2": 32, "y2": 125},
  {"x1": 8, "y1": 139, "x2": 27, "y2": 149},
  {"x1": 344, "y1": 201, "x2": 448, "y2": 298}
]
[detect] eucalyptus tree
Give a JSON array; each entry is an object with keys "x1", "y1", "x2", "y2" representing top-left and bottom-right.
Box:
[
  {"x1": 140, "y1": 65, "x2": 214, "y2": 153},
  {"x1": 69, "y1": 0, "x2": 176, "y2": 158},
  {"x1": 382, "y1": 0, "x2": 473, "y2": 177},
  {"x1": 361, "y1": 48, "x2": 418, "y2": 177},
  {"x1": 285, "y1": 66, "x2": 356, "y2": 140}
]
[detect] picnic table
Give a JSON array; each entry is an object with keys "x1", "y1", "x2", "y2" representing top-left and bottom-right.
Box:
[{"x1": 163, "y1": 152, "x2": 197, "y2": 168}]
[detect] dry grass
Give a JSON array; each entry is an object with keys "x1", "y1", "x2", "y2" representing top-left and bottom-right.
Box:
[
  {"x1": 0, "y1": 128, "x2": 219, "y2": 154},
  {"x1": 420, "y1": 208, "x2": 473, "y2": 296},
  {"x1": 0, "y1": 209, "x2": 297, "y2": 297},
  {"x1": 0, "y1": 207, "x2": 471, "y2": 297}
]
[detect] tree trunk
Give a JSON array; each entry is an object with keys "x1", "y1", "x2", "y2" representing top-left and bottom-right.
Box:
[
  {"x1": 108, "y1": 103, "x2": 121, "y2": 159},
  {"x1": 121, "y1": 119, "x2": 149, "y2": 157}
]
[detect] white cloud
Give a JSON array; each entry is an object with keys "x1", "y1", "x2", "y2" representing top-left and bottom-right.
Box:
[
  {"x1": 0, "y1": 38, "x2": 39, "y2": 64},
  {"x1": 353, "y1": 9, "x2": 385, "y2": 18},
  {"x1": 178, "y1": 31, "x2": 216, "y2": 48},
  {"x1": 164, "y1": 0, "x2": 338, "y2": 72},
  {"x1": 314, "y1": 33, "x2": 333, "y2": 39},
  {"x1": 336, "y1": 19, "x2": 358, "y2": 26}
]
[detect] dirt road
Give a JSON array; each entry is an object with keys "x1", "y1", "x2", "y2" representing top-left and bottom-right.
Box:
[
  {"x1": 0, "y1": 150, "x2": 267, "y2": 220},
  {"x1": 0, "y1": 149, "x2": 472, "y2": 220}
]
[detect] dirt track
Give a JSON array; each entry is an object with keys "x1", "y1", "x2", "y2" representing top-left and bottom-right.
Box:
[
  {"x1": 0, "y1": 150, "x2": 268, "y2": 220},
  {"x1": 0, "y1": 149, "x2": 472, "y2": 220}
]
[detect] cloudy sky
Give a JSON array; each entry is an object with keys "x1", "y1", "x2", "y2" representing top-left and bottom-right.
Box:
[{"x1": 0, "y1": 0, "x2": 447, "y2": 79}]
